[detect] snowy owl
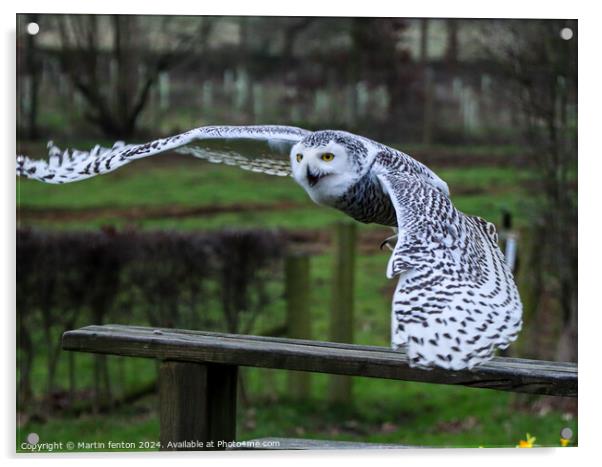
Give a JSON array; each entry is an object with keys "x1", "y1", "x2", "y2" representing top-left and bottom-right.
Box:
[{"x1": 16, "y1": 125, "x2": 522, "y2": 370}]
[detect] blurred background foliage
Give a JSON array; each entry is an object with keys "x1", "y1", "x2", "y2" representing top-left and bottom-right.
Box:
[{"x1": 16, "y1": 15, "x2": 577, "y2": 450}]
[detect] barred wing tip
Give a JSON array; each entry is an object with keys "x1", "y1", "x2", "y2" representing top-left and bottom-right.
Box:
[{"x1": 16, "y1": 124, "x2": 308, "y2": 183}]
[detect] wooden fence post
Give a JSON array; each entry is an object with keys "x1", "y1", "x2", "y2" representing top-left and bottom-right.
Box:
[
  {"x1": 285, "y1": 253, "x2": 311, "y2": 399},
  {"x1": 500, "y1": 209, "x2": 519, "y2": 274},
  {"x1": 159, "y1": 361, "x2": 237, "y2": 451},
  {"x1": 329, "y1": 221, "x2": 356, "y2": 404},
  {"x1": 515, "y1": 227, "x2": 539, "y2": 357},
  {"x1": 496, "y1": 210, "x2": 519, "y2": 358},
  {"x1": 285, "y1": 253, "x2": 311, "y2": 398}
]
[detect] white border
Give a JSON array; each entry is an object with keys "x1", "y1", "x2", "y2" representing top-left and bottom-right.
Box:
[
  {"x1": 6, "y1": 0, "x2": 584, "y2": 17},
  {"x1": 3, "y1": 1, "x2": 599, "y2": 466}
]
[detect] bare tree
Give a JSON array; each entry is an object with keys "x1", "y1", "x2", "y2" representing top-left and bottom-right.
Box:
[
  {"x1": 419, "y1": 18, "x2": 430, "y2": 64},
  {"x1": 53, "y1": 15, "x2": 215, "y2": 138},
  {"x1": 488, "y1": 20, "x2": 577, "y2": 362},
  {"x1": 281, "y1": 17, "x2": 315, "y2": 60},
  {"x1": 445, "y1": 19, "x2": 460, "y2": 64},
  {"x1": 350, "y1": 18, "x2": 413, "y2": 138},
  {"x1": 17, "y1": 14, "x2": 41, "y2": 139}
]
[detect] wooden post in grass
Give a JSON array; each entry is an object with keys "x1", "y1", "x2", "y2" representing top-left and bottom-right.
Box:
[
  {"x1": 501, "y1": 210, "x2": 519, "y2": 275},
  {"x1": 285, "y1": 253, "x2": 311, "y2": 398},
  {"x1": 515, "y1": 227, "x2": 539, "y2": 358},
  {"x1": 499, "y1": 210, "x2": 519, "y2": 357},
  {"x1": 329, "y1": 221, "x2": 356, "y2": 404}
]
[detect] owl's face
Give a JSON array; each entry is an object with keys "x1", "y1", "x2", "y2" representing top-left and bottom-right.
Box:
[{"x1": 290, "y1": 139, "x2": 360, "y2": 206}]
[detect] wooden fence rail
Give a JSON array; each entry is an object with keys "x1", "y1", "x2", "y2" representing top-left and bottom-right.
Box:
[{"x1": 62, "y1": 324, "x2": 577, "y2": 450}]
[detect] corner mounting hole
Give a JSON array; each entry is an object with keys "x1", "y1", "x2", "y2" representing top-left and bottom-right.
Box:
[
  {"x1": 26, "y1": 22, "x2": 39, "y2": 35},
  {"x1": 560, "y1": 27, "x2": 573, "y2": 40}
]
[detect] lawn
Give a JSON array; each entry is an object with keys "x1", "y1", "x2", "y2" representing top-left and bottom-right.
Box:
[{"x1": 16, "y1": 144, "x2": 576, "y2": 451}]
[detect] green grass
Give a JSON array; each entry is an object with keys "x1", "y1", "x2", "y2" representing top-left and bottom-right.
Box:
[
  {"x1": 18, "y1": 382, "x2": 577, "y2": 451},
  {"x1": 17, "y1": 154, "x2": 534, "y2": 230},
  {"x1": 19, "y1": 405, "x2": 160, "y2": 453},
  {"x1": 15, "y1": 146, "x2": 576, "y2": 452},
  {"x1": 242, "y1": 377, "x2": 577, "y2": 448},
  {"x1": 17, "y1": 252, "x2": 576, "y2": 452},
  {"x1": 17, "y1": 158, "x2": 309, "y2": 209}
]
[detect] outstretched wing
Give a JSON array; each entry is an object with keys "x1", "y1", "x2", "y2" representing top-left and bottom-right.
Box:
[
  {"x1": 375, "y1": 165, "x2": 522, "y2": 370},
  {"x1": 16, "y1": 125, "x2": 310, "y2": 184}
]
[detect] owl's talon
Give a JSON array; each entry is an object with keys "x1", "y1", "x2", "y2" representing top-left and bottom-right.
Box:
[{"x1": 380, "y1": 234, "x2": 397, "y2": 251}]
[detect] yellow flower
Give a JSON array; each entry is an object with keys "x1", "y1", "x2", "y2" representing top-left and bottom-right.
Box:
[
  {"x1": 517, "y1": 433, "x2": 536, "y2": 448},
  {"x1": 560, "y1": 438, "x2": 570, "y2": 447}
]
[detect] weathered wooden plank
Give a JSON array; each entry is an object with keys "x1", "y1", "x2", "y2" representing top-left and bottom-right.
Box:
[
  {"x1": 62, "y1": 325, "x2": 577, "y2": 397},
  {"x1": 229, "y1": 437, "x2": 416, "y2": 450},
  {"x1": 159, "y1": 361, "x2": 237, "y2": 451},
  {"x1": 77, "y1": 324, "x2": 573, "y2": 368}
]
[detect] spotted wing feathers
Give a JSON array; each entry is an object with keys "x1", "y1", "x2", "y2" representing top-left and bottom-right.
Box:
[
  {"x1": 376, "y1": 169, "x2": 522, "y2": 370},
  {"x1": 176, "y1": 145, "x2": 292, "y2": 176},
  {"x1": 16, "y1": 125, "x2": 309, "y2": 184}
]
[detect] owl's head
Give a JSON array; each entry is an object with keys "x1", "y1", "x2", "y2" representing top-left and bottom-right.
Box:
[{"x1": 290, "y1": 131, "x2": 370, "y2": 206}]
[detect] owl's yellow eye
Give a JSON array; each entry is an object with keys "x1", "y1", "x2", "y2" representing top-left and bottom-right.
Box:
[
  {"x1": 296, "y1": 153, "x2": 303, "y2": 163},
  {"x1": 321, "y1": 153, "x2": 335, "y2": 162}
]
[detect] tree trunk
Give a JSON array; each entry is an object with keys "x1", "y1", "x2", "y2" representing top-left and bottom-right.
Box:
[{"x1": 25, "y1": 13, "x2": 40, "y2": 139}]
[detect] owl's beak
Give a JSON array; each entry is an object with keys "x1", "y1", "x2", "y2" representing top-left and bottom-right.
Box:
[{"x1": 306, "y1": 167, "x2": 323, "y2": 187}]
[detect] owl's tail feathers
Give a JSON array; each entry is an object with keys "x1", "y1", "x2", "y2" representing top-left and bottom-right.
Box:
[
  {"x1": 391, "y1": 267, "x2": 523, "y2": 371},
  {"x1": 392, "y1": 309, "x2": 523, "y2": 370}
]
